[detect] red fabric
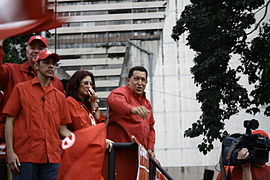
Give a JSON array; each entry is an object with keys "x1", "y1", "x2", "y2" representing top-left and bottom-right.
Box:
[
  {"x1": 57, "y1": 123, "x2": 106, "y2": 180},
  {"x1": 0, "y1": 91, "x2": 3, "y2": 139},
  {"x1": 217, "y1": 166, "x2": 270, "y2": 180},
  {"x1": 107, "y1": 85, "x2": 155, "y2": 150},
  {"x1": 0, "y1": 46, "x2": 64, "y2": 121},
  {"x1": 252, "y1": 130, "x2": 269, "y2": 138},
  {"x1": 0, "y1": 0, "x2": 65, "y2": 39},
  {"x1": 66, "y1": 96, "x2": 106, "y2": 130},
  {"x1": 216, "y1": 166, "x2": 233, "y2": 180},
  {"x1": 2, "y1": 77, "x2": 71, "y2": 163}
]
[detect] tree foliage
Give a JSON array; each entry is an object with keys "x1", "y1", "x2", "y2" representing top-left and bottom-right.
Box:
[
  {"x1": 3, "y1": 34, "x2": 33, "y2": 64},
  {"x1": 172, "y1": 0, "x2": 270, "y2": 154}
]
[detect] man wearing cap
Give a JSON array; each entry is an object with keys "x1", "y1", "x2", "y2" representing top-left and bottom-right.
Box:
[
  {"x1": 0, "y1": 35, "x2": 64, "y2": 138},
  {"x1": 3, "y1": 49, "x2": 71, "y2": 180}
]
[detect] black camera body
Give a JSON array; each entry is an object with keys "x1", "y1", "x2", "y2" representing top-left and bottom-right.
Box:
[{"x1": 222, "y1": 119, "x2": 270, "y2": 166}]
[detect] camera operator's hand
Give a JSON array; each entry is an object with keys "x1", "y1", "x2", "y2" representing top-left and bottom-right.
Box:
[
  {"x1": 237, "y1": 148, "x2": 249, "y2": 160},
  {"x1": 237, "y1": 148, "x2": 252, "y2": 180}
]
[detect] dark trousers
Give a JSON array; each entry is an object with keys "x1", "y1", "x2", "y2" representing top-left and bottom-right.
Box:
[
  {"x1": 12, "y1": 163, "x2": 59, "y2": 180},
  {"x1": 0, "y1": 158, "x2": 7, "y2": 180}
]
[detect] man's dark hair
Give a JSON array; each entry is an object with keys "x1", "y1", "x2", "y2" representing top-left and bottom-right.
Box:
[{"x1": 128, "y1": 66, "x2": 148, "y2": 79}]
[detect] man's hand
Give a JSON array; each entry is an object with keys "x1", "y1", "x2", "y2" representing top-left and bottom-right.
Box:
[
  {"x1": 131, "y1": 106, "x2": 149, "y2": 119},
  {"x1": 0, "y1": 40, "x2": 3, "y2": 46},
  {"x1": 106, "y1": 139, "x2": 114, "y2": 152},
  {"x1": 7, "y1": 151, "x2": 20, "y2": 173},
  {"x1": 237, "y1": 148, "x2": 252, "y2": 180},
  {"x1": 237, "y1": 148, "x2": 249, "y2": 160},
  {"x1": 147, "y1": 149, "x2": 155, "y2": 158}
]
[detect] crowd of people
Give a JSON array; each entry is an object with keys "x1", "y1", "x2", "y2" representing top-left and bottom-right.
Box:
[{"x1": 0, "y1": 35, "x2": 156, "y2": 180}]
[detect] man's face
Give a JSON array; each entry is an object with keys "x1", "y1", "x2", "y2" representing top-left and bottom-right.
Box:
[
  {"x1": 127, "y1": 70, "x2": 147, "y2": 96},
  {"x1": 34, "y1": 57, "x2": 57, "y2": 78},
  {"x1": 26, "y1": 40, "x2": 46, "y2": 63}
]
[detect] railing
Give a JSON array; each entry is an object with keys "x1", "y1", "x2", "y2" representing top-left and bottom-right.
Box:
[{"x1": 107, "y1": 142, "x2": 173, "y2": 180}]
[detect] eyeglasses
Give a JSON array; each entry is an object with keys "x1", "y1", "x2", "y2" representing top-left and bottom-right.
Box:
[{"x1": 81, "y1": 81, "x2": 93, "y2": 86}]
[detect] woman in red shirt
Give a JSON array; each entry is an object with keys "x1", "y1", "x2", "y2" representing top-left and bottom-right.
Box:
[{"x1": 66, "y1": 70, "x2": 113, "y2": 149}]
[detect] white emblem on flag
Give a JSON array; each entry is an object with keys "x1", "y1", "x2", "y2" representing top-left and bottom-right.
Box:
[{"x1": 62, "y1": 132, "x2": 76, "y2": 150}]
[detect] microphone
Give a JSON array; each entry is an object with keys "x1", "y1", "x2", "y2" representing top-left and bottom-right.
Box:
[{"x1": 42, "y1": 96, "x2": 45, "y2": 102}]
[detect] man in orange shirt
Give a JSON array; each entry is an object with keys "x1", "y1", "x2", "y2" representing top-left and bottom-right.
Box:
[
  {"x1": 0, "y1": 35, "x2": 64, "y2": 137},
  {"x1": 3, "y1": 49, "x2": 71, "y2": 180},
  {"x1": 107, "y1": 66, "x2": 155, "y2": 179}
]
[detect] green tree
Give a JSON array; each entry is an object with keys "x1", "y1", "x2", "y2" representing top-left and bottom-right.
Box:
[
  {"x1": 3, "y1": 34, "x2": 33, "y2": 64},
  {"x1": 172, "y1": 0, "x2": 270, "y2": 154}
]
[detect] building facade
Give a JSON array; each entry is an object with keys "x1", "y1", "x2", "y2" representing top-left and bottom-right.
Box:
[{"x1": 48, "y1": 0, "x2": 166, "y2": 109}]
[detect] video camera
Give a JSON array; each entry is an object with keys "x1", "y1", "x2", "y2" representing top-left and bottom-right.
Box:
[{"x1": 221, "y1": 119, "x2": 270, "y2": 166}]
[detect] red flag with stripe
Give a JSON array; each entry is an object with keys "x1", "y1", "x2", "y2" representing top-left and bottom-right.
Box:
[
  {"x1": 57, "y1": 124, "x2": 106, "y2": 180},
  {"x1": 0, "y1": 0, "x2": 65, "y2": 39}
]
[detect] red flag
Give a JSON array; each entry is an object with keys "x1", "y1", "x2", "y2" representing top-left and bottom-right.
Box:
[
  {"x1": 58, "y1": 124, "x2": 106, "y2": 180},
  {"x1": 0, "y1": 0, "x2": 65, "y2": 39}
]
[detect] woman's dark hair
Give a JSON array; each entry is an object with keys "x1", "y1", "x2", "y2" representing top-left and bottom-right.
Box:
[{"x1": 66, "y1": 70, "x2": 96, "y2": 110}]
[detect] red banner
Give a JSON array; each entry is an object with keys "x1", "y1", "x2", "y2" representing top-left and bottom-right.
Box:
[
  {"x1": 0, "y1": 0, "x2": 65, "y2": 39},
  {"x1": 57, "y1": 124, "x2": 106, "y2": 180}
]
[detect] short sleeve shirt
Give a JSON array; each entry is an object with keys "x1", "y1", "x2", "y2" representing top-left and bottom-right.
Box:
[{"x1": 2, "y1": 77, "x2": 71, "y2": 163}]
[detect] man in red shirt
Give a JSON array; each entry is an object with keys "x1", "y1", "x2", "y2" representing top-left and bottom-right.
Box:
[
  {"x1": 0, "y1": 35, "x2": 64, "y2": 137},
  {"x1": 3, "y1": 49, "x2": 71, "y2": 180},
  {"x1": 107, "y1": 66, "x2": 155, "y2": 179}
]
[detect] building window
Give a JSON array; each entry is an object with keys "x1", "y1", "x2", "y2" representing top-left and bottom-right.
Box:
[{"x1": 108, "y1": 9, "x2": 131, "y2": 14}]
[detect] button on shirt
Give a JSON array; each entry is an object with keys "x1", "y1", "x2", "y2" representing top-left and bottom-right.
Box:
[
  {"x1": 2, "y1": 77, "x2": 71, "y2": 163},
  {"x1": 107, "y1": 85, "x2": 155, "y2": 150}
]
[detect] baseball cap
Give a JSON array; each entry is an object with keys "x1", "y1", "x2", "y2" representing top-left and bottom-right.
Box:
[
  {"x1": 27, "y1": 35, "x2": 48, "y2": 48},
  {"x1": 34, "y1": 49, "x2": 60, "y2": 63},
  {"x1": 252, "y1": 130, "x2": 269, "y2": 138}
]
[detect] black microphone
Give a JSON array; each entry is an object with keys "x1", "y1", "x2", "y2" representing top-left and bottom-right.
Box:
[{"x1": 42, "y1": 97, "x2": 45, "y2": 102}]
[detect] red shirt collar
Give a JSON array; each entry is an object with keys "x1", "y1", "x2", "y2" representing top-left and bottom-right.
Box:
[{"x1": 31, "y1": 76, "x2": 57, "y2": 92}]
